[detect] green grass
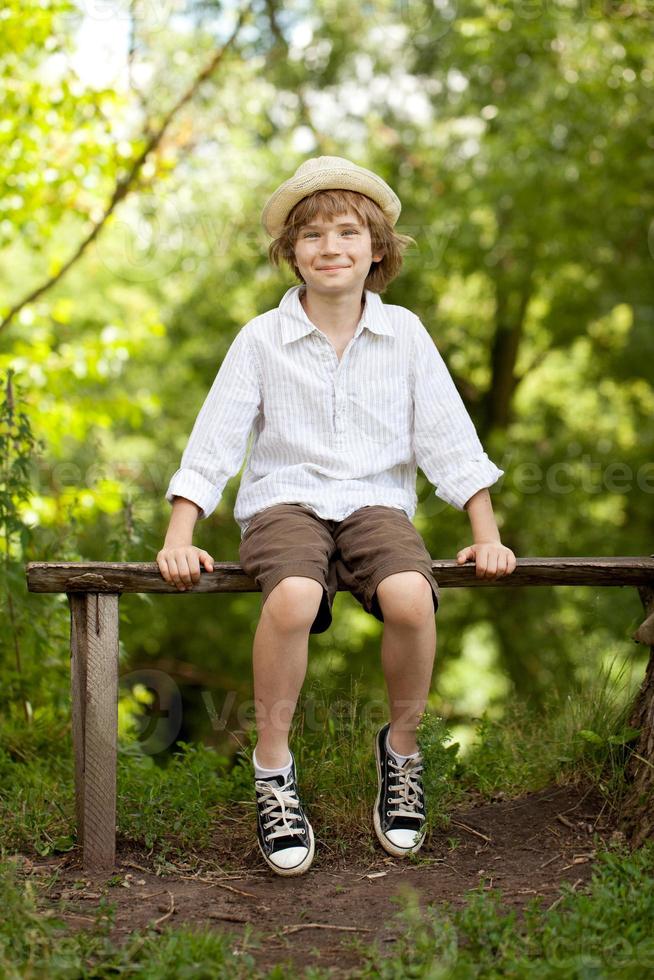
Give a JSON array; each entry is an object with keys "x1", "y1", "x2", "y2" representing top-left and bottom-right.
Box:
[
  {"x1": 0, "y1": 659, "x2": 641, "y2": 866},
  {"x1": 2, "y1": 843, "x2": 653, "y2": 978},
  {"x1": 290, "y1": 676, "x2": 462, "y2": 860},
  {"x1": 350, "y1": 842, "x2": 654, "y2": 978},
  {"x1": 0, "y1": 709, "x2": 81, "y2": 859},
  {"x1": 0, "y1": 731, "x2": 255, "y2": 867},
  {"x1": 0, "y1": 658, "x2": 650, "y2": 977},
  {"x1": 0, "y1": 854, "x2": 263, "y2": 978},
  {"x1": 461, "y1": 656, "x2": 640, "y2": 809}
]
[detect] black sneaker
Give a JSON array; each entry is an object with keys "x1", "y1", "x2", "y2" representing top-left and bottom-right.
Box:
[
  {"x1": 373, "y1": 723, "x2": 426, "y2": 857},
  {"x1": 254, "y1": 751, "x2": 315, "y2": 876}
]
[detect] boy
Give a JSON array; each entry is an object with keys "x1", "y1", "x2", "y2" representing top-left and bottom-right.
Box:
[{"x1": 158, "y1": 156, "x2": 516, "y2": 877}]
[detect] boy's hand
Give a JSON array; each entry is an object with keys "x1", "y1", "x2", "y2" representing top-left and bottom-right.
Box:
[
  {"x1": 456, "y1": 541, "x2": 517, "y2": 579},
  {"x1": 157, "y1": 545, "x2": 214, "y2": 591}
]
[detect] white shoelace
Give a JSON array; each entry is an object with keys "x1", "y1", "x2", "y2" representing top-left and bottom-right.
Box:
[
  {"x1": 387, "y1": 757, "x2": 425, "y2": 821},
  {"x1": 255, "y1": 775, "x2": 306, "y2": 843}
]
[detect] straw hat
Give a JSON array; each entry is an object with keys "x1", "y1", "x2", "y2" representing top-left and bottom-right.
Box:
[{"x1": 261, "y1": 155, "x2": 401, "y2": 238}]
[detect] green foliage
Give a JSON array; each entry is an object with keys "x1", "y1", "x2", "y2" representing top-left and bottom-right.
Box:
[
  {"x1": 1, "y1": 7, "x2": 651, "y2": 975},
  {"x1": 0, "y1": 369, "x2": 75, "y2": 737},
  {"x1": 463, "y1": 657, "x2": 639, "y2": 804},
  {"x1": 0, "y1": 704, "x2": 255, "y2": 862},
  {"x1": 416, "y1": 711, "x2": 461, "y2": 833},
  {"x1": 0, "y1": 0, "x2": 123, "y2": 254},
  {"x1": 117, "y1": 739, "x2": 253, "y2": 861},
  {"x1": 0, "y1": 854, "x2": 261, "y2": 979},
  {"x1": 354, "y1": 843, "x2": 654, "y2": 978},
  {"x1": 0, "y1": 0, "x2": 651, "y2": 867},
  {"x1": 0, "y1": 659, "x2": 640, "y2": 866},
  {"x1": 3, "y1": 680, "x2": 460, "y2": 865},
  {"x1": 2, "y1": 843, "x2": 654, "y2": 977},
  {"x1": 0, "y1": 744, "x2": 74, "y2": 857}
]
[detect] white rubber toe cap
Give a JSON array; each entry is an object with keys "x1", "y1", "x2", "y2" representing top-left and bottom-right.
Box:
[
  {"x1": 385, "y1": 828, "x2": 424, "y2": 850},
  {"x1": 269, "y1": 846, "x2": 311, "y2": 870}
]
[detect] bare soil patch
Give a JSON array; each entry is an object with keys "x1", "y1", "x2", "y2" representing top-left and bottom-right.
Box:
[{"x1": 15, "y1": 783, "x2": 616, "y2": 976}]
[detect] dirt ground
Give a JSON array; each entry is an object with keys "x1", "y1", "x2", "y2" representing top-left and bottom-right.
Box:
[{"x1": 13, "y1": 783, "x2": 618, "y2": 977}]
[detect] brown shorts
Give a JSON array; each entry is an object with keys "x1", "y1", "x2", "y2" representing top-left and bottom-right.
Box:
[{"x1": 239, "y1": 503, "x2": 440, "y2": 635}]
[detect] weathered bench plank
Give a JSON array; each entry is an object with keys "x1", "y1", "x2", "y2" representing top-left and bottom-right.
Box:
[{"x1": 26, "y1": 556, "x2": 654, "y2": 593}]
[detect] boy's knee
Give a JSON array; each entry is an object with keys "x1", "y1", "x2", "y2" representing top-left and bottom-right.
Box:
[
  {"x1": 263, "y1": 575, "x2": 324, "y2": 630},
  {"x1": 376, "y1": 571, "x2": 434, "y2": 626}
]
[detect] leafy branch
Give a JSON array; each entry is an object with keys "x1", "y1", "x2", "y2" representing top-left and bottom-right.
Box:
[{"x1": 0, "y1": 1, "x2": 254, "y2": 336}]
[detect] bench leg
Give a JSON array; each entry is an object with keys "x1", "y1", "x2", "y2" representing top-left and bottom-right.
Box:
[
  {"x1": 68, "y1": 592, "x2": 120, "y2": 872},
  {"x1": 622, "y1": 585, "x2": 654, "y2": 847}
]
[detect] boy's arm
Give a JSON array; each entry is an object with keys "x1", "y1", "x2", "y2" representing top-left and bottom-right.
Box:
[
  {"x1": 412, "y1": 318, "x2": 504, "y2": 512},
  {"x1": 158, "y1": 496, "x2": 214, "y2": 591},
  {"x1": 459, "y1": 487, "x2": 516, "y2": 578},
  {"x1": 165, "y1": 327, "x2": 261, "y2": 522},
  {"x1": 463, "y1": 487, "x2": 501, "y2": 543},
  {"x1": 412, "y1": 319, "x2": 515, "y2": 578},
  {"x1": 164, "y1": 496, "x2": 202, "y2": 547}
]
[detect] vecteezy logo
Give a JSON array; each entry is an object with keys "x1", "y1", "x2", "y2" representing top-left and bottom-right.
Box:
[
  {"x1": 119, "y1": 668, "x2": 183, "y2": 754},
  {"x1": 390, "y1": 0, "x2": 458, "y2": 40},
  {"x1": 94, "y1": 193, "x2": 185, "y2": 284}
]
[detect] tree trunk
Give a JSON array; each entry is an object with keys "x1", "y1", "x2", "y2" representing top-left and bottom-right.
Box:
[
  {"x1": 476, "y1": 259, "x2": 533, "y2": 442},
  {"x1": 621, "y1": 585, "x2": 654, "y2": 847}
]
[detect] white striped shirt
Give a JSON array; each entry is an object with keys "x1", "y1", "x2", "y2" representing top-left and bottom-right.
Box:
[{"x1": 165, "y1": 284, "x2": 505, "y2": 538}]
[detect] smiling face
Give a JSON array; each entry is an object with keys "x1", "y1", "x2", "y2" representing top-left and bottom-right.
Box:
[{"x1": 292, "y1": 210, "x2": 385, "y2": 299}]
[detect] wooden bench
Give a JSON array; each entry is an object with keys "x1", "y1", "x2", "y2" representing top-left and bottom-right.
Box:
[{"x1": 25, "y1": 556, "x2": 654, "y2": 870}]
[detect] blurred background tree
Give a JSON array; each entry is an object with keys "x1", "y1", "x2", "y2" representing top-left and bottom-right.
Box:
[{"x1": 1, "y1": 0, "x2": 652, "y2": 760}]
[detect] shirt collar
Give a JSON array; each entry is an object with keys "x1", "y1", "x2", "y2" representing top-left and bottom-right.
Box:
[{"x1": 279, "y1": 284, "x2": 395, "y2": 345}]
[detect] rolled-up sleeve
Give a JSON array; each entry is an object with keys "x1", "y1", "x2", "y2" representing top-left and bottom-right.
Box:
[
  {"x1": 412, "y1": 318, "x2": 504, "y2": 511},
  {"x1": 165, "y1": 328, "x2": 261, "y2": 520}
]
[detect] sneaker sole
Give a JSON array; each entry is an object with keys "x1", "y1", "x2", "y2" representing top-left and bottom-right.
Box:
[
  {"x1": 373, "y1": 732, "x2": 426, "y2": 858},
  {"x1": 258, "y1": 822, "x2": 316, "y2": 877}
]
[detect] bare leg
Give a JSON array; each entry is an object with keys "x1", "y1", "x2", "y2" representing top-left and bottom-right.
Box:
[
  {"x1": 252, "y1": 576, "x2": 324, "y2": 769},
  {"x1": 377, "y1": 572, "x2": 437, "y2": 756}
]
